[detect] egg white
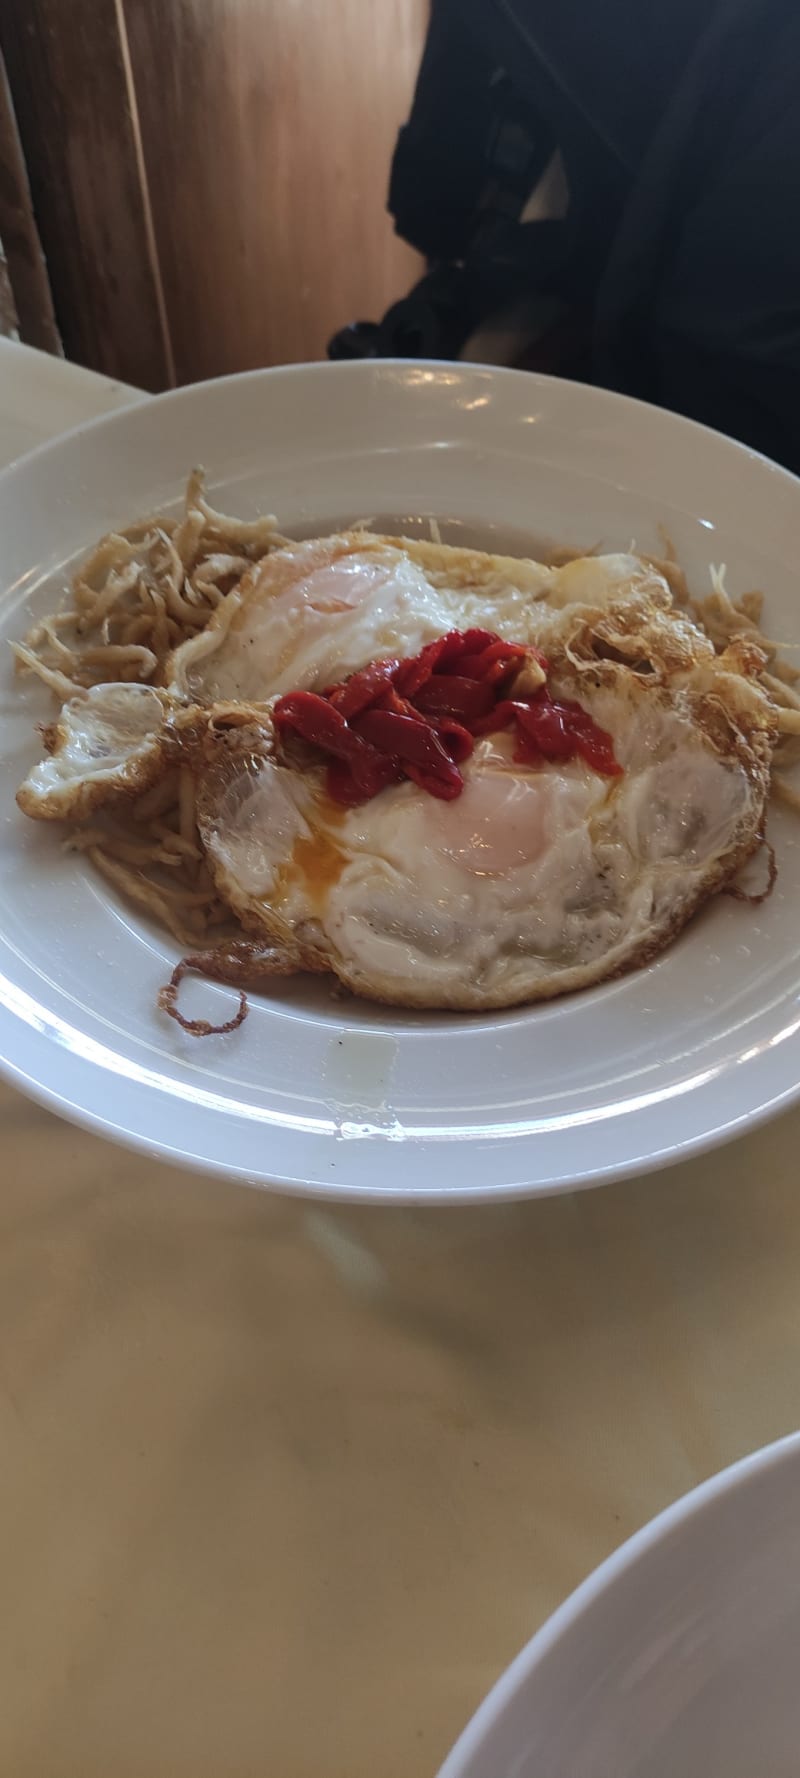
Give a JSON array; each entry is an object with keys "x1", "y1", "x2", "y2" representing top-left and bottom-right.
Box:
[{"x1": 16, "y1": 683, "x2": 168, "y2": 820}]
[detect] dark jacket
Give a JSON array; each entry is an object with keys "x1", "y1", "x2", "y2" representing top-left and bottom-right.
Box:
[{"x1": 373, "y1": 0, "x2": 800, "y2": 473}]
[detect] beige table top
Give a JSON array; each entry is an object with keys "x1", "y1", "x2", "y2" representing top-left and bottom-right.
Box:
[{"x1": 2, "y1": 344, "x2": 799, "y2": 1778}]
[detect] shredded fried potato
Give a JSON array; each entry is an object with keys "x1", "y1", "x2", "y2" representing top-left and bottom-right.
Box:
[
  {"x1": 647, "y1": 553, "x2": 800, "y2": 771},
  {"x1": 158, "y1": 956, "x2": 248, "y2": 1037},
  {"x1": 64, "y1": 813, "x2": 239, "y2": 949},
  {"x1": 13, "y1": 469, "x2": 283, "y2": 695},
  {"x1": 15, "y1": 473, "x2": 283, "y2": 948}
]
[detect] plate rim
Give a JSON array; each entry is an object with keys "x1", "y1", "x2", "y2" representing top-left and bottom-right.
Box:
[{"x1": 1, "y1": 353, "x2": 796, "y2": 495}]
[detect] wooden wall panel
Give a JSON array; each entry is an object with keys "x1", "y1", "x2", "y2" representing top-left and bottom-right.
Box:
[
  {"x1": 0, "y1": 0, "x2": 172, "y2": 389},
  {"x1": 122, "y1": 0, "x2": 426, "y2": 382},
  {"x1": 0, "y1": 49, "x2": 60, "y2": 354}
]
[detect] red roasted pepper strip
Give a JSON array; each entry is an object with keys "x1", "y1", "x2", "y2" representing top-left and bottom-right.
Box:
[
  {"x1": 405, "y1": 763, "x2": 464, "y2": 801},
  {"x1": 513, "y1": 695, "x2": 622, "y2": 775},
  {"x1": 392, "y1": 634, "x2": 449, "y2": 698},
  {"x1": 274, "y1": 632, "x2": 621, "y2": 806},
  {"x1": 447, "y1": 628, "x2": 497, "y2": 658},
  {"x1": 326, "y1": 755, "x2": 402, "y2": 806},
  {"x1": 470, "y1": 698, "x2": 518, "y2": 736},
  {"x1": 445, "y1": 639, "x2": 528, "y2": 681},
  {"x1": 514, "y1": 698, "x2": 574, "y2": 760},
  {"x1": 273, "y1": 691, "x2": 361, "y2": 759},
  {"x1": 354, "y1": 709, "x2": 463, "y2": 794},
  {"x1": 273, "y1": 690, "x2": 392, "y2": 802},
  {"x1": 412, "y1": 674, "x2": 496, "y2": 720},
  {"x1": 427, "y1": 716, "x2": 474, "y2": 763},
  {"x1": 326, "y1": 657, "x2": 398, "y2": 719}
]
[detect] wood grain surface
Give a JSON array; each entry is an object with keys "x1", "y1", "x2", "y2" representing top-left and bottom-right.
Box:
[
  {"x1": 0, "y1": 48, "x2": 60, "y2": 354},
  {"x1": 121, "y1": 0, "x2": 426, "y2": 381},
  {"x1": 0, "y1": 0, "x2": 172, "y2": 389}
]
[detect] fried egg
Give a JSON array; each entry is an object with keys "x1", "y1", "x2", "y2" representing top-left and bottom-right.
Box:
[
  {"x1": 16, "y1": 683, "x2": 168, "y2": 820},
  {"x1": 195, "y1": 662, "x2": 772, "y2": 1010},
  {"x1": 17, "y1": 533, "x2": 778, "y2": 1011},
  {"x1": 168, "y1": 533, "x2": 672, "y2": 706}
]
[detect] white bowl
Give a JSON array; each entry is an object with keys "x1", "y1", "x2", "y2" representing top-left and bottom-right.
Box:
[{"x1": 439, "y1": 1432, "x2": 800, "y2": 1778}]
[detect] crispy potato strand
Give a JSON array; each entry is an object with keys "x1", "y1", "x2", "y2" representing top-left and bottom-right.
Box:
[{"x1": 14, "y1": 470, "x2": 280, "y2": 695}]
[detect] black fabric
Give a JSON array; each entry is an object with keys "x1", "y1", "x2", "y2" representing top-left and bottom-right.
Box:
[
  {"x1": 353, "y1": 0, "x2": 800, "y2": 474},
  {"x1": 595, "y1": 0, "x2": 800, "y2": 470}
]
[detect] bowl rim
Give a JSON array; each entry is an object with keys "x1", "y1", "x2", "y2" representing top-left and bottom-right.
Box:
[{"x1": 437, "y1": 1428, "x2": 800, "y2": 1776}]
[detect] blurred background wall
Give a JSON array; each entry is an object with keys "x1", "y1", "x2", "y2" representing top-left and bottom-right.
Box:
[{"x1": 0, "y1": 0, "x2": 426, "y2": 389}]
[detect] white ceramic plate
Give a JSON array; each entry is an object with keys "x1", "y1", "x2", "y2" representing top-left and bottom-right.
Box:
[
  {"x1": 1, "y1": 360, "x2": 799, "y2": 1202},
  {"x1": 438, "y1": 1431, "x2": 800, "y2": 1778}
]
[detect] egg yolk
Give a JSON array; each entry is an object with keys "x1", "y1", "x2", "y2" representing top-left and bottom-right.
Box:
[
  {"x1": 436, "y1": 768, "x2": 552, "y2": 876},
  {"x1": 298, "y1": 558, "x2": 393, "y2": 614}
]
